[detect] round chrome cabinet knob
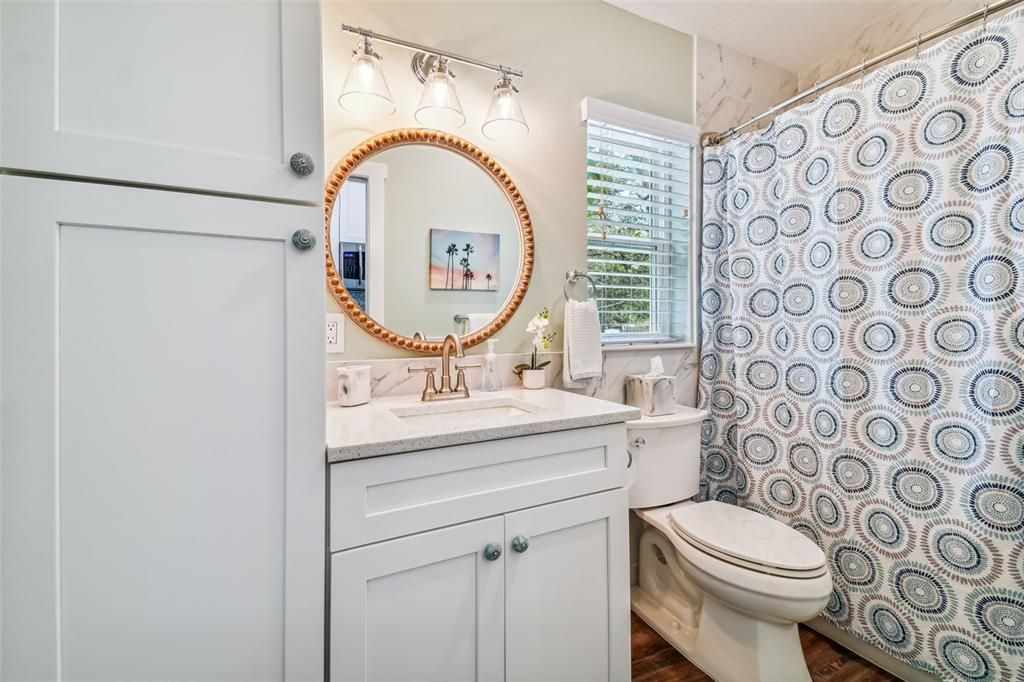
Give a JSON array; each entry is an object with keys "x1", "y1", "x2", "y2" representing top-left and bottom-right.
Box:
[
  {"x1": 511, "y1": 535, "x2": 529, "y2": 553},
  {"x1": 483, "y1": 543, "x2": 502, "y2": 561},
  {"x1": 289, "y1": 152, "x2": 315, "y2": 176}
]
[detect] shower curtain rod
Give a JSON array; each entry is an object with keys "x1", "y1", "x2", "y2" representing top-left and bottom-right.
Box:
[{"x1": 702, "y1": 0, "x2": 1024, "y2": 146}]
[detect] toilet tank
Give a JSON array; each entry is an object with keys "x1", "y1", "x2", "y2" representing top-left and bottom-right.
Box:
[{"x1": 626, "y1": 405, "x2": 709, "y2": 509}]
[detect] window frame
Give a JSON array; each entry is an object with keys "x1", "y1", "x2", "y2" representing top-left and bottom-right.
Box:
[{"x1": 580, "y1": 97, "x2": 701, "y2": 349}]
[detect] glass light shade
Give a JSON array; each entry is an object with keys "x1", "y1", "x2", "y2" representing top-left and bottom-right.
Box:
[
  {"x1": 482, "y1": 83, "x2": 528, "y2": 141},
  {"x1": 414, "y1": 69, "x2": 465, "y2": 129},
  {"x1": 338, "y1": 48, "x2": 395, "y2": 118}
]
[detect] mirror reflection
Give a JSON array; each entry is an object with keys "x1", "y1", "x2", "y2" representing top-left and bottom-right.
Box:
[{"x1": 329, "y1": 144, "x2": 521, "y2": 340}]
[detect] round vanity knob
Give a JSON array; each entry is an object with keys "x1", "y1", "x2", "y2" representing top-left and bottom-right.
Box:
[
  {"x1": 289, "y1": 152, "x2": 315, "y2": 176},
  {"x1": 511, "y1": 535, "x2": 530, "y2": 554},
  {"x1": 483, "y1": 543, "x2": 502, "y2": 561},
  {"x1": 631, "y1": 437, "x2": 647, "y2": 448},
  {"x1": 291, "y1": 229, "x2": 316, "y2": 251}
]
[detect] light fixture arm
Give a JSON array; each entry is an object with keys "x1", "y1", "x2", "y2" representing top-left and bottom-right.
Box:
[{"x1": 341, "y1": 25, "x2": 524, "y2": 80}]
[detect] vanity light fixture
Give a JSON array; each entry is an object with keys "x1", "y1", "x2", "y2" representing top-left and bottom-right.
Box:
[
  {"x1": 414, "y1": 57, "x2": 466, "y2": 129},
  {"x1": 482, "y1": 72, "x2": 529, "y2": 141},
  {"x1": 338, "y1": 36, "x2": 396, "y2": 117},
  {"x1": 339, "y1": 25, "x2": 527, "y2": 138}
]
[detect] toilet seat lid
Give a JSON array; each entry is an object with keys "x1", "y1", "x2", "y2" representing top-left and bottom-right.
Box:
[{"x1": 669, "y1": 502, "x2": 826, "y2": 573}]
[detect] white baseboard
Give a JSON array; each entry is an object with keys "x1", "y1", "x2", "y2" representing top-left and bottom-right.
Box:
[{"x1": 806, "y1": 617, "x2": 940, "y2": 682}]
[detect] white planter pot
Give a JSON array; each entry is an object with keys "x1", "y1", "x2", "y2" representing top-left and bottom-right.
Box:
[{"x1": 520, "y1": 368, "x2": 546, "y2": 390}]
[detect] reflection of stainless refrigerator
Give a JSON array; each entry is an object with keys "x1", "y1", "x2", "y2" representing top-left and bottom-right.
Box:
[{"x1": 340, "y1": 242, "x2": 367, "y2": 309}]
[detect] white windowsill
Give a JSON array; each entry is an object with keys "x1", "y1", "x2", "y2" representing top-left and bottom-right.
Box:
[{"x1": 601, "y1": 342, "x2": 698, "y2": 352}]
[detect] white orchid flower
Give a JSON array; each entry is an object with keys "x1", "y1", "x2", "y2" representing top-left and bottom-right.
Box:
[{"x1": 525, "y1": 314, "x2": 549, "y2": 335}]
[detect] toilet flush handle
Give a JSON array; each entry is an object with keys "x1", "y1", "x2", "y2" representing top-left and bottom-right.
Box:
[{"x1": 627, "y1": 436, "x2": 646, "y2": 468}]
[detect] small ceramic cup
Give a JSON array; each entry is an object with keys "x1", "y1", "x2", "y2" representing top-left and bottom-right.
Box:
[
  {"x1": 337, "y1": 365, "x2": 371, "y2": 406},
  {"x1": 520, "y1": 368, "x2": 546, "y2": 390}
]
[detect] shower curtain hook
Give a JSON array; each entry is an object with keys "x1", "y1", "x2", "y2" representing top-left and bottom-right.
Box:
[
  {"x1": 915, "y1": 33, "x2": 922, "y2": 58},
  {"x1": 983, "y1": 4, "x2": 989, "y2": 33},
  {"x1": 860, "y1": 58, "x2": 867, "y2": 85}
]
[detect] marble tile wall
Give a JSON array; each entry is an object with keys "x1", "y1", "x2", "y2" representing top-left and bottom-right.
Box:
[
  {"x1": 326, "y1": 347, "x2": 699, "y2": 407},
  {"x1": 695, "y1": 37, "x2": 798, "y2": 133},
  {"x1": 798, "y1": 1, "x2": 984, "y2": 91}
]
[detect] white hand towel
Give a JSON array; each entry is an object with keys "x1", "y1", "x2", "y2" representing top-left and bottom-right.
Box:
[
  {"x1": 463, "y1": 313, "x2": 493, "y2": 334},
  {"x1": 562, "y1": 298, "x2": 603, "y2": 389}
]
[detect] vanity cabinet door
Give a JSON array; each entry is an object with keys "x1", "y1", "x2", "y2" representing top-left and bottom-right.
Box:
[
  {"x1": 331, "y1": 517, "x2": 506, "y2": 682},
  {"x1": 0, "y1": 0, "x2": 322, "y2": 202},
  {"x1": 0, "y1": 176, "x2": 325, "y2": 681},
  {"x1": 504, "y1": 489, "x2": 630, "y2": 682}
]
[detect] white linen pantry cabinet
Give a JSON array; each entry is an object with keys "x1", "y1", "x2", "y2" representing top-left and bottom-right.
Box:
[{"x1": 0, "y1": 1, "x2": 326, "y2": 680}]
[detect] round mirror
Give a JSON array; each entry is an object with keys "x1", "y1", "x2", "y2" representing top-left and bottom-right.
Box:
[{"x1": 325, "y1": 130, "x2": 534, "y2": 353}]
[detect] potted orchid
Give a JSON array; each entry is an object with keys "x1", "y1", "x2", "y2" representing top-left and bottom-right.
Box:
[{"x1": 514, "y1": 308, "x2": 557, "y2": 389}]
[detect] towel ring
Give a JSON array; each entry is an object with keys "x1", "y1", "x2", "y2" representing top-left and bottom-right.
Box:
[{"x1": 564, "y1": 270, "x2": 597, "y2": 302}]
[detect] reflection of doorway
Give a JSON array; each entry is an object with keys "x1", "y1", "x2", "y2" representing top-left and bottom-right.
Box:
[{"x1": 330, "y1": 161, "x2": 386, "y2": 316}]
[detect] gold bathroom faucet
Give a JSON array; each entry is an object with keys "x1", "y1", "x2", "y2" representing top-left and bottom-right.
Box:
[{"x1": 408, "y1": 333, "x2": 481, "y2": 401}]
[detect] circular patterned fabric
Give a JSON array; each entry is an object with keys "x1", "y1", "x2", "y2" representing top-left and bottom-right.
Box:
[
  {"x1": 860, "y1": 597, "x2": 921, "y2": 657},
  {"x1": 921, "y1": 412, "x2": 992, "y2": 473},
  {"x1": 929, "y1": 626, "x2": 1005, "y2": 682},
  {"x1": 776, "y1": 123, "x2": 808, "y2": 159},
  {"x1": 891, "y1": 560, "x2": 957, "y2": 622},
  {"x1": 963, "y1": 250, "x2": 1019, "y2": 305},
  {"x1": 964, "y1": 362, "x2": 1024, "y2": 421},
  {"x1": 922, "y1": 518, "x2": 1003, "y2": 587},
  {"x1": 854, "y1": 499, "x2": 912, "y2": 558},
  {"x1": 698, "y1": 15, "x2": 1024, "y2": 678},
  {"x1": 822, "y1": 96, "x2": 863, "y2": 138},
  {"x1": 958, "y1": 141, "x2": 1015, "y2": 194},
  {"x1": 883, "y1": 167, "x2": 935, "y2": 211},
  {"x1": 949, "y1": 35, "x2": 1010, "y2": 88},
  {"x1": 961, "y1": 475, "x2": 1024, "y2": 539},
  {"x1": 966, "y1": 588, "x2": 1024, "y2": 652},
  {"x1": 830, "y1": 540, "x2": 882, "y2": 592},
  {"x1": 887, "y1": 463, "x2": 951, "y2": 517},
  {"x1": 887, "y1": 265, "x2": 942, "y2": 311},
  {"x1": 877, "y1": 69, "x2": 928, "y2": 114},
  {"x1": 886, "y1": 363, "x2": 948, "y2": 412}
]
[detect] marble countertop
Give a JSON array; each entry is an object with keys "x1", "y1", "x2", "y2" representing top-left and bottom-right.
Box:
[{"x1": 327, "y1": 388, "x2": 641, "y2": 462}]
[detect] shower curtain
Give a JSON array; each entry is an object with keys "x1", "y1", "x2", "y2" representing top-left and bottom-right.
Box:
[{"x1": 698, "y1": 7, "x2": 1023, "y2": 680}]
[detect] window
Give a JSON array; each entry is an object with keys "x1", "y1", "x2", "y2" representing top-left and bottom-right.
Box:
[{"x1": 582, "y1": 98, "x2": 698, "y2": 346}]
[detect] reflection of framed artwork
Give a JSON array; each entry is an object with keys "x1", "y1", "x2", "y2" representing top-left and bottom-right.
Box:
[{"x1": 429, "y1": 229, "x2": 500, "y2": 291}]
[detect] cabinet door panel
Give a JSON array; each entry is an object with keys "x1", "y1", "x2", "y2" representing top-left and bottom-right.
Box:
[
  {"x1": 505, "y1": 489, "x2": 630, "y2": 682},
  {"x1": 331, "y1": 517, "x2": 505, "y2": 682},
  {"x1": 0, "y1": 0, "x2": 322, "y2": 202},
  {"x1": 0, "y1": 176, "x2": 324, "y2": 681}
]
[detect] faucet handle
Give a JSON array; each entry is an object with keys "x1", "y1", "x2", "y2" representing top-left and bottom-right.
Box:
[
  {"x1": 455, "y1": 361, "x2": 482, "y2": 370},
  {"x1": 408, "y1": 365, "x2": 437, "y2": 374}
]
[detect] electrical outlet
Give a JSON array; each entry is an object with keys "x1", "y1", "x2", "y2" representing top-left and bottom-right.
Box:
[{"x1": 326, "y1": 314, "x2": 344, "y2": 353}]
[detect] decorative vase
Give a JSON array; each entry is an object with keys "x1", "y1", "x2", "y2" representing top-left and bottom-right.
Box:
[{"x1": 520, "y1": 368, "x2": 546, "y2": 390}]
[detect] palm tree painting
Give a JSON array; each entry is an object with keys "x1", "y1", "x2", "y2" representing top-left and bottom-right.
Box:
[
  {"x1": 429, "y1": 228, "x2": 500, "y2": 291},
  {"x1": 444, "y1": 243, "x2": 458, "y2": 288}
]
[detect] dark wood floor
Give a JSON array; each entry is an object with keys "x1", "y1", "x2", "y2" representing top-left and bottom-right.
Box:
[{"x1": 631, "y1": 613, "x2": 898, "y2": 682}]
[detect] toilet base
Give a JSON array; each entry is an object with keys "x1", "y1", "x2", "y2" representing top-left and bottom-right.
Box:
[{"x1": 631, "y1": 586, "x2": 812, "y2": 682}]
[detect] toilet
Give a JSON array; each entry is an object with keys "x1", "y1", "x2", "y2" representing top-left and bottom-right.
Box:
[{"x1": 628, "y1": 405, "x2": 832, "y2": 682}]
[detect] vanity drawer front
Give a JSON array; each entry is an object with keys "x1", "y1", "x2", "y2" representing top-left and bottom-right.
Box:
[{"x1": 330, "y1": 423, "x2": 628, "y2": 551}]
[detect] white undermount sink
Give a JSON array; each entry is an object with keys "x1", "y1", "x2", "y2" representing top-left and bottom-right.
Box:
[{"x1": 389, "y1": 396, "x2": 541, "y2": 426}]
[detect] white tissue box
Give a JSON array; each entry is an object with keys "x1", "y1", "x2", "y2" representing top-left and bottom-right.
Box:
[{"x1": 625, "y1": 374, "x2": 676, "y2": 416}]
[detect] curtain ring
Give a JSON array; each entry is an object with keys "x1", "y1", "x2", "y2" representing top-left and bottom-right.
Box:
[{"x1": 915, "y1": 33, "x2": 922, "y2": 58}]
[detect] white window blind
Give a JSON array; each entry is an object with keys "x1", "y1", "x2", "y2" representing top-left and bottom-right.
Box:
[{"x1": 584, "y1": 101, "x2": 696, "y2": 345}]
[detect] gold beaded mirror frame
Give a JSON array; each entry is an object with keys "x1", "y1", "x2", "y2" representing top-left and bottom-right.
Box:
[{"x1": 324, "y1": 129, "x2": 534, "y2": 353}]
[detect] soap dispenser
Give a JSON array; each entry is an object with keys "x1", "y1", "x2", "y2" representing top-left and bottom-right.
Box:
[{"x1": 481, "y1": 338, "x2": 503, "y2": 392}]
